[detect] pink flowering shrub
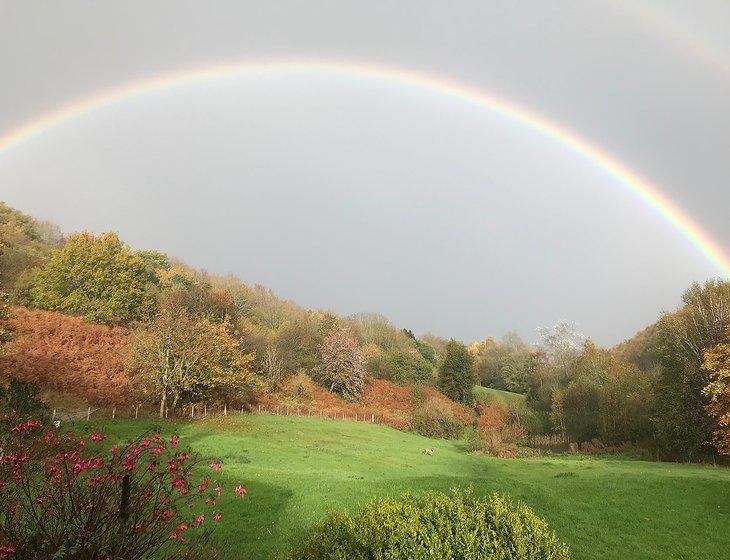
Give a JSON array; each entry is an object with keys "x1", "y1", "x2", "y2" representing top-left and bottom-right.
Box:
[{"x1": 0, "y1": 415, "x2": 246, "y2": 560}]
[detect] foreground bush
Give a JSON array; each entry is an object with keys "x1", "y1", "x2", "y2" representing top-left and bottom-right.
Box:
[
  {"x1": 0, "y1": 416, "x2": 246, "y2": 559},
  {"x1": 410, "y1": 398, "x2": 464, "y2": 439},
  {"x1": 282, "y1": 489, "x2": 569, "y2": 560}
]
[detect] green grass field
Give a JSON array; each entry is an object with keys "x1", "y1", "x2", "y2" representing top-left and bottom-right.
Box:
[
  {"x1": 97, "y1": 415, "x2": 729, "y2": 560},
  {"x1": 473, "y1": 385, "x2": 526, "y2": 405}
]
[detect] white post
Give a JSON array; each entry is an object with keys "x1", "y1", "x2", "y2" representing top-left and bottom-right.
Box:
[
  {"x1": 204, "y1": 404, "x2": 207, "y2": 417},
  {"x1": 135, "y1": 405, "x2": 139, "y2": 419},
  {"x1": 371, "y1": 414, "x2": 374, "y2": 423},
  {"x1": 224, "y1": 404, "x2": 227, "y2": 416},
  {"x1": 86, "y1": 407, "x2": 91, "y2": 421},
  {"x1": 112, "y1": 407, "x2": 116, "y2": 420},
  {"x1": 52, "y1": 409, "x2": 56, "y2": 421},
  {"x1": 191, "y1": 404, "x2": 195, "y2": 418},
  {"x1": 258, "y1": 404, "x2": 261, "y2": 414},
  {"x1": 241, "y1": 406, "x2": 244, "y2": 415}
]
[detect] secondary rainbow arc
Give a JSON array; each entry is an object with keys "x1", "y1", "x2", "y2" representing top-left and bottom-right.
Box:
[{"x1": 0, "y1": 58, "x2": 727, "y2": 276}]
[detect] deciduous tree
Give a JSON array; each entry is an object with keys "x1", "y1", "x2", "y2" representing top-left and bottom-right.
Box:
[
  {"x1": 312, "y1": 329, "x2": 366, "y2": 400},
  {"x1": 131, "y1": 302, "x2": 255, "y2": 417},
  {"x1": 702, "y1": 327, "x2": 730, "y2": 455},
  {"x1": 31, "y1": 232, "x2": 149, "y2": 323}
]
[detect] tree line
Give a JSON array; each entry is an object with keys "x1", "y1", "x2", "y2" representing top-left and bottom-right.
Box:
[{"x1": 0, "y1": 201, "x2": 727, "y2": 460}]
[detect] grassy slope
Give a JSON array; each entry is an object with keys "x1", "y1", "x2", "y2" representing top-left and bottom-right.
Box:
[
  {"x1": 473, "y1": 385, "x2": 526, "y2": 404},
  {"x1": 98, "y1": 415, "x2": 729, "y2": 560}
]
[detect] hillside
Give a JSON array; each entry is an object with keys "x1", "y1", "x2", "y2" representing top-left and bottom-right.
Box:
[
  {"x1": 0, "y1": 306, "x2": 131, "y2": 404},
  {"x1": 0, "y1": 305, "x2": 471, "y2": 429},
  {"x1": 473, "y1": 385, "x2": 526, "y2": 405}
]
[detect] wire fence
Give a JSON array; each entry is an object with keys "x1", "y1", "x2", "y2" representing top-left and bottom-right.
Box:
[{"x1": 48, "y1": 403, "x2": 382, "y2": 426}]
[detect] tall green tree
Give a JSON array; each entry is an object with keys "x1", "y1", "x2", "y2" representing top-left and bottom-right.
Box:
[
  {"x1": 31, "y1": 232, "x2": 149, "y2": 323},
  {"x1": 651, "y1": 280, "x2": 730, "y2": 459},
  {"x1": 437, "y1": 340, "x2": 474, "y2": 404}
]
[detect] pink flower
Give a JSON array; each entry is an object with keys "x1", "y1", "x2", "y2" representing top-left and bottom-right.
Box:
[
  {"x1": 214, "y1": 486, "x2": 222, "y2": 496},
  {"x1": 198, "y1": 479, "x2": 209, "y2": 494},
  {"x1": 90, "y1": 432, "x2": 106, "y2": 443},
  {"x1": 209, "y1": 462, "x2": 222, "y2": 471},
  {"x1": 213, "y1": 512, "x2": 221, "y2": 522},
  {"x1": 171, "y1": 477, "x2": 188, "y2": 494},
  {"x1": 11, "y1": 419, "x2": 41, "y2": 433},
  {"x1": 169, "y1": 436, "x2": 180, "y2": 446},
  {"x1": 177, "y1": 523, "x2": 188, "y2": 532},
  {"x1": 195, "y1": 514, "x2": 205, "y2": 526},
  {"x1": 168, "y1": 531, "x2": 178, "y2": 540},
  {"x1": 235, "y1": 485, "x2": 247, "y2": 497},
  {"x1": 161, "y1": 509, "x2": 174, "y2": 520}
]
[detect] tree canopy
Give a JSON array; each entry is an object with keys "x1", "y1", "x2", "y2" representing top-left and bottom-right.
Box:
[{"x1": 31, "y1": 232, "x2": 150, "y2": 323}]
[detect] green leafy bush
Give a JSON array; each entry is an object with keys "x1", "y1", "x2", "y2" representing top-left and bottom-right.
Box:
[
  {"x1": 0, "y1": 380, "x2": 48, "y2": 426},
  {"x1": 410, "y1": 399, "x2": 464, "y2": 439},
  {"x1": 282, "y1": 489, "x2": 570, "y2": 560}
]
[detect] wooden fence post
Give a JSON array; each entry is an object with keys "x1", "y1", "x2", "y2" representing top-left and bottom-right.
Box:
[
  {"x1": 112, "y1": 407, "x2": 116, "y2": 420},
  {"x1": 191, "y1": 404, "x2": 195, "y2": 418},
  {"x1": 258, "y1": 404, "x2": 261, "y2": 414},
  {"x1": 86, "y1": 407, "x2": 91, "y2": 421},
  {"x1": 204, "y1": 404, "x2": 207, "y2": 417},
  {"x1": 224, "y1": 404, "x2": 227, "y2": 416},
  {"x1": 52, "y1": 409, "x2": 56, "y2": 421},
  {"x1": 371, "y1": 414, "x2": 374, "y2": 423}
]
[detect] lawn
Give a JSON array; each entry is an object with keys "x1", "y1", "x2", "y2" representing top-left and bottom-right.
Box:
[{"x1": 97, "y1": 414, "x2": 729, "y2": 560}]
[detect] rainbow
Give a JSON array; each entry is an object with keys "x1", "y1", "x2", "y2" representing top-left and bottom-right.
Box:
[{"x1": 0, "y1": 58, "x2": 727, "y2": 276}]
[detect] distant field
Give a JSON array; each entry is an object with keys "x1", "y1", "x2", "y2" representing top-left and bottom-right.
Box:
[
  {"x1": 473, "y1": 384, "x2": 526, "y2": 404},
  {"x1": 97, "y1": 415, "x2": 729, "y2": 560}
]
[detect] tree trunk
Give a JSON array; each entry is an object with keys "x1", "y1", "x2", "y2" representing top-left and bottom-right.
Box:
[{"x1": 159, "y1": 392, "x2": 167, "y2": 419}]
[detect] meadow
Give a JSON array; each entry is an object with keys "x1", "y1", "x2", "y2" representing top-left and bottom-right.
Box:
[
  {"x1": 473, "y1": 385, "x2": 526, "y2": 405},
  {"x1": 97, "y1": 414, "x2": 730, "y2": 560}
]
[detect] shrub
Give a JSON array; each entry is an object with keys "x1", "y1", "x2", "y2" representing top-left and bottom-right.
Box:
[
  {"x1": 282, "y1": 489, "x2": 570, "y2": 560},
  {"x1": 466, "y1": 425, "x2": 527, "y2": 458},
  {"x1": 384, "y1": 348, "x2": 433, "y2": 386},
  {"x1": 410, "y1": 399, "x2": 464, "y2": 439},
  {"x1": 0, "y1": 380, "x2": 48, "y2": 427},
  {"x1": 0, "y1": 416, "x2": 246, "y2": 559}
]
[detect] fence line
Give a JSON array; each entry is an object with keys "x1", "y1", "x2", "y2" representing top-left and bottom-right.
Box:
[{"x1": 47, "y1": 403, "x2": 380, "y2": 426}]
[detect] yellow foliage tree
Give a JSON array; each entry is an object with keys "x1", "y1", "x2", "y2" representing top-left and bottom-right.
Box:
[{"x1": 702, "y1": 327, "x2": 730, "y2": 455}]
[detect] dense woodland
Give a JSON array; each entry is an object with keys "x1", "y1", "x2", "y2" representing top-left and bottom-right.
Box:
[{"x1": 0, "y1": 201, "x2": 728, "y2": 462}]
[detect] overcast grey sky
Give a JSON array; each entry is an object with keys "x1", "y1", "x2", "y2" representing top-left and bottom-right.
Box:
[{"x1": 1, "y1": 1, "x2": 728, "y2": 345}]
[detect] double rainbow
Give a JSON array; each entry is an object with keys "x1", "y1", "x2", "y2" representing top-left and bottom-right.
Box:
[{"x1": 0, "y1": 59, "x2": 727, "y2": 276}]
